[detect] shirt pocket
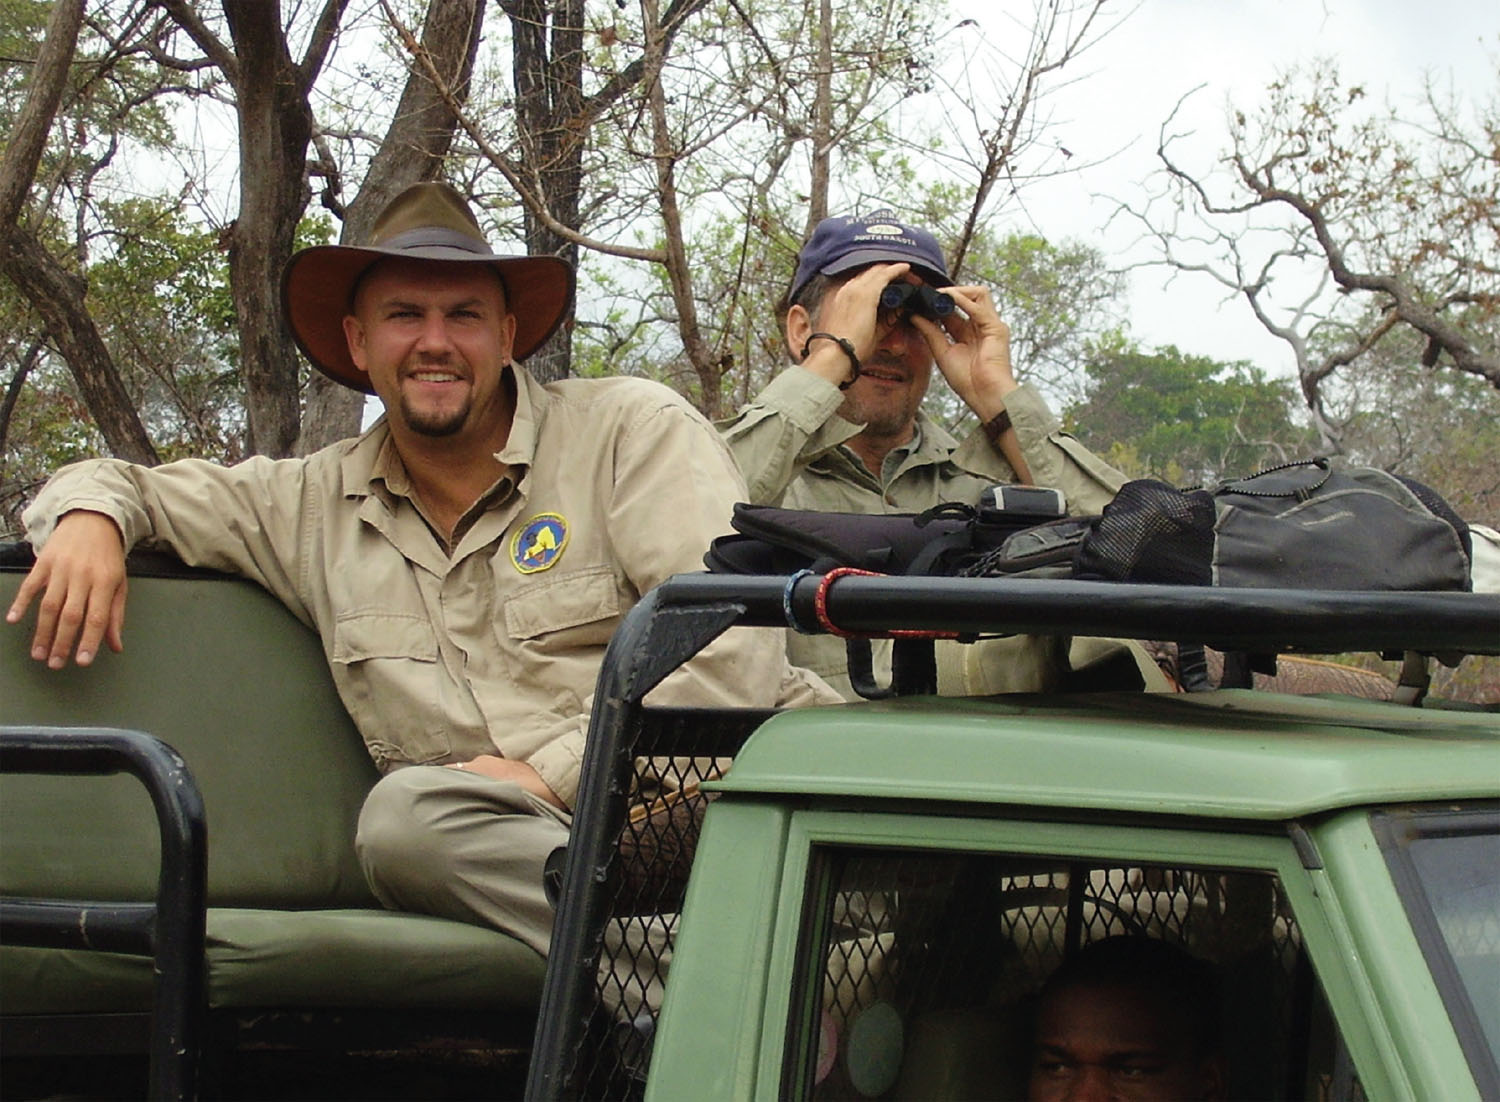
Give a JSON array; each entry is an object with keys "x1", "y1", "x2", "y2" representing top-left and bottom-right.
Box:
[
  {"x1": 331, "y1": 612, "x2": 452, "y2": 769},
  {"x1": 503, "y1": 564, "x2": 623, "y2": 649}
]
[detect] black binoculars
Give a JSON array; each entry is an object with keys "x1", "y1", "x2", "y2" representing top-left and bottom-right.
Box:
[{"x1": 879, "y1": 281, "x2": 955, "y2": 321}]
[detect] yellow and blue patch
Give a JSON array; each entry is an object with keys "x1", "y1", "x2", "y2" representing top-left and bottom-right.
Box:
[{"x1": 511, "y1": 513, "x2": 570, "y2": 574}]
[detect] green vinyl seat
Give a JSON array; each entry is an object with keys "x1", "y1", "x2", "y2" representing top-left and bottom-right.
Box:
[{"x1": 0, "y1": 554, "x2": 544, "y2": 1033}]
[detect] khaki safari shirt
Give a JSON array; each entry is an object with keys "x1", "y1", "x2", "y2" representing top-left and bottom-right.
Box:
[
  {"x1": 718, "y1": 366, "x2": 1133, "y2": 697},
  {"x1": 26, "y1": 368, "x2": 829, "y2": 808},
  {"x1": 719, "y1": 366, "x2": 1124, "y2": 513}
]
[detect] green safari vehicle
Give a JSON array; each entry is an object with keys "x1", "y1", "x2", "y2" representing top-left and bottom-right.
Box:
[{"x1": 530, "y1": 573, "x2": 1500, "y2": 1102}]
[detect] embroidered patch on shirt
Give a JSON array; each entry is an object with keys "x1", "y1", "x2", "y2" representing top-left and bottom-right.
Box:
[{"x1": 512, "y1": 513, "x2": 570, "y2": 574}]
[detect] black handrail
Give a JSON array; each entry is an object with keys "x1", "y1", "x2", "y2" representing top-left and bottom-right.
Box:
[
  {"x1": 662, "y1": 573, "x2": 1500, "y2": 656},
  {"x1": 0, "y1": 727, "x2": 208, "y2": 1101}
]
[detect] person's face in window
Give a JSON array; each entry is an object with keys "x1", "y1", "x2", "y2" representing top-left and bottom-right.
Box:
[{"x1": 1029, "y1": 982, "x2": 1225, "y2": 1101}]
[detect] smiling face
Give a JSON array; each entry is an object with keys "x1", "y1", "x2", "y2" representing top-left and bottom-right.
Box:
[
  {"x1": 343, "y1": 257, "x2": 517, "y2": 443},
  {"x1": 836, "y1": 321, "x2": 934, "y2": 442}
]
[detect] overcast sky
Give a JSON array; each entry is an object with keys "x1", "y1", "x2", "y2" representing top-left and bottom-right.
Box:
[{"x1": 953, "y1": 0, "x2": 1496, "y2": 376}]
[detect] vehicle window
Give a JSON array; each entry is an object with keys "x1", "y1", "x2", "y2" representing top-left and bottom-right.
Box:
[
  {"x1": 1375, "y1": 805, "x2": 1500, "y2": 1096},
  {"x1": 784, "y1": 847, "x2": 1362, "y2": 1102}
]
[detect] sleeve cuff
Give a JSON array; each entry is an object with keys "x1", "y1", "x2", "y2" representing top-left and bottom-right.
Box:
[
  {"x1": 999, "y1": 383, "x2": 1063, "y2": 444},
  {"x1": 754, "y1": 365, "x2": 853, "y2": 435},
  {"x1": 526, "y1": 720, "x2": 586, "y2": 811},
  {"x1": 25, "y1": 497, "x2": 135, "y2": 553}
]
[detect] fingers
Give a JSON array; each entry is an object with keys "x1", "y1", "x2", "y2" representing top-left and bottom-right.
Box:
[
  {"x1": 908, "y1": 312, "x2": 957, "y2": 359},
  {"x1": 106, "y1": 577, "x2": 128, "y2": 655},
  {"x1": 7, "y1": 512, "x2": 127, "y2": 669},
  {"x1": 6, "y1": 560, "x2": 49, "y2": 631},
  {"x1": 921, "y1": 284, "x2": 1017, "y2": 415},
  {"x1": 939, "y1": 284, "x2": 1004, "y2": 329},
  {"x1": 41, "y1": 558, "x2": 123, "y2": 669},
  {"x1": 821, "y1": 263, "x2": 912, "y2": 355}
]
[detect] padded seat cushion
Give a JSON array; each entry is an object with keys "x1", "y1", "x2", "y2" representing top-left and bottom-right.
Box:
[
  {"x1": 0, "y1": 907, "x2": 546, "y2": 1014},
  {"x1": 1, "y1": 570, "x2": 380, "y2": 908}
]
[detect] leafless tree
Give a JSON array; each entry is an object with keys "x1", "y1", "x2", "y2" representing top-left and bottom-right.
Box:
[
  {"x1": 397, "y1": 0, "x2": 1118, "y2": 416},
  {"x1": 1122, "y1": 63, "x2": 1498, "y2": 451}
]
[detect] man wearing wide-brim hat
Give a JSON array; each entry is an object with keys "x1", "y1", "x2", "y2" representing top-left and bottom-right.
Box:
[{"x1": 11, "y1": 181, "x2": 836, "y2": 955}]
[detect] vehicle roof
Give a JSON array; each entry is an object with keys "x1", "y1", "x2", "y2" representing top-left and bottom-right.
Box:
[{"x1": 710, "y1": 690, "x2": 1500, "y2": 820}]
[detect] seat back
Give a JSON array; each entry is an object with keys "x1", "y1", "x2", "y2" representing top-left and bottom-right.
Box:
[{"x1": 1, "y1": 555, "x2": 379, "y2": 908}]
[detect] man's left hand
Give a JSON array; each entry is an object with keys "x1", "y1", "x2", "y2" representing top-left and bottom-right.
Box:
[
  {"x1": 909, "y1": 284, "x2": 1019, "y2": 422},
  {"x1": 447, "y1": 755, "x2": 567, "y2": 810}
]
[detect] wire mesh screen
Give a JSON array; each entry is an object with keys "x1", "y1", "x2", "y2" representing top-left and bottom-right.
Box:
[
  {"x1": 788, "y1": 848, "x2": 1347, "y2": 1101},
  {"x1": 566, "y1": 708, "x2": 775, "y2": 1100}
]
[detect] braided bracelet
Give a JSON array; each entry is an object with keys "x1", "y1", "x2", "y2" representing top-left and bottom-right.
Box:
[{"x1": 801, "y1": 332, "x2": 861, "y2": 389}]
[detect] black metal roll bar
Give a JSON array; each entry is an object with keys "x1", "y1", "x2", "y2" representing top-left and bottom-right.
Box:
[{"x1": 0, "y1": 727, "x2": 208, "y2": 1101}]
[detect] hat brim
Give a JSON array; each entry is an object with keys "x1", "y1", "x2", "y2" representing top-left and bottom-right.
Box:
[
  {"x1": 282, "y1": 244, "x2": 575, "y2": 394},
  {"x1": 820, "y1": 247, "x2": 950, "y2": 289}
]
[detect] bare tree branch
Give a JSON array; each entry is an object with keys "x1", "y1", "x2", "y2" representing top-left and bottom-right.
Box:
[{"x1": 384, "y1": 1, "x2": 667, "y2": 264}]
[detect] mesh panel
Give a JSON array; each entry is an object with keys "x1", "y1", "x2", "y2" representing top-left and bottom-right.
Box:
[
  {"x1": 1395, "y1": 474, "x2": 1473, "y2": 567},
  {"x1": 564, "y1": 710, "x2": 770, "y2": 1100},
  {"x1": 557, "y1": 710, "x2": 1369, "y2": 1100},
  {"x1": 1073, "y1": 481, "x2": 1216, "y2": 585}
]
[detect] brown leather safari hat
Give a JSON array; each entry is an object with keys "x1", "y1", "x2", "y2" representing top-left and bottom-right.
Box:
[{"x1": 282, "y1": 181, "x2": 574, "y2": 393}]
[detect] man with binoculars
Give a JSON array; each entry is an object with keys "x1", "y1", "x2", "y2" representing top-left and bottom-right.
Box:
[{"x1": 719, "y1": 210, "x2": 1145, "y2": 697}]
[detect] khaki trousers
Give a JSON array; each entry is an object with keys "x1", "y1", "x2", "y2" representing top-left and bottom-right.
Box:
[{"x1": 355, "y1": 766, "x2": 571, "y2": 957}]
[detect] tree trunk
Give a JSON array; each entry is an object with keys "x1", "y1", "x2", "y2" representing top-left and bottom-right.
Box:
[
  {"x1": 221, "y1": 0, "x2": 325, "y2": 459},
  {"x1": 508, "y1": 0, "x2": 586, "y2": 383},
  {"x1": 0, "y1": 234, "x2": 159, "y2": 465},
  {"x1": 806, "y1": 0, "x2": 832, "y2": 231},
  {"x1": 298, "y1": 0, "x2": 487, "y2": 454},
  {"x1": 642, "y1": 0, "x2": 719, "y2": 416},
  {"x1": 0, "y1": 0, "x2": 158, "y2": 466}
]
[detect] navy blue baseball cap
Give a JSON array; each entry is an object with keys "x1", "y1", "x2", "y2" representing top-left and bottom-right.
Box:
[{"x1": 789, "y1": 210, "x2": 952, "y2": 305}]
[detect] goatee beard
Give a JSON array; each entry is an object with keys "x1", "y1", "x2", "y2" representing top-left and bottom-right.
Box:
[{"x1": 401, "y1": 395, "x2": 469, "y2": 437}]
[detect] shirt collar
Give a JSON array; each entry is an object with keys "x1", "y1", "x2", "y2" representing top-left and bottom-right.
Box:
[
  {"x1": 339, "y1": 419, "x2": 397, "y2": 503},
  {"x1": 497, "y1": 363, "x2": 541, "y2": 476},
  {"x1": 906, "y1": 413, "x2": 960, "y2": 456},
  {"x1": 823, "y1": 412, "x2": 961, "y2": 480}
]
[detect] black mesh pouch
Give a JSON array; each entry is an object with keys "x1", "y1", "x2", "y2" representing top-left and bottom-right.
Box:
[{"x1": 1073, "y1": 480, "x2": 1216, "y2": 585}]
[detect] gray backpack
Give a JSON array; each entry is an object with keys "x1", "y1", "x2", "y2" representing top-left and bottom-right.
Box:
[{"x1": 1068, "y1": 458, "x2": 1472, "y2": 592}]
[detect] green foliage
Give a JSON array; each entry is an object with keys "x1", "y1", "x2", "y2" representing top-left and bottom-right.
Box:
[
  {"x1": 0, "y1": 354, "x2": 105, "y2": 537},
  {"x1": 84, "y1": 198, "x2": 244, "y2": 459},
  {"x1": 1, "y1": 1, "x2": 176, "y2": 201},
  {"x1": 1068, "y1": 343, "x2": 1313, "y2": 486},
  {"x1": 0, "y1": 0, "x2": 47, "y2": 110}
]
